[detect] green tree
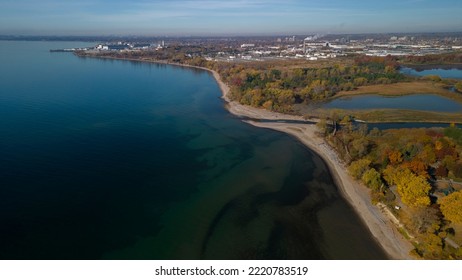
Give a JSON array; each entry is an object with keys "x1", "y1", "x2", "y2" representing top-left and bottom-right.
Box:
[
  {"x1": 350, "y1": 138, "x2": 370, "y2": 160},
  {"x1": 353, "y1": 77, "x2": 368, "y2": 87},
  {"x1": 316, "y1": 118, "x2": 332, "y2": 136},
  {"x1": 439, "y1": 191, "x2": 462, "y2": 224},
  {"x1": 455, "y1": 81, "x2": 462, "y2": 93},
  {"x1": 361, "y1": 168, "x2": 383, "y2": 191},
  {"x1": 384, "y1": 65, "x2": 396, "y2": 74},
  {"x1": 348, "y1": 159, "x2": 371, "y2": 179},
  {"x1": 444, "y1": 126, "x2": 462, "y2": 145}
]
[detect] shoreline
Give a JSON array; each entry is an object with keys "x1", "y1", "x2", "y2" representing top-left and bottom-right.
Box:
[
  {"x1": 245, "y1": 121, "x2": 414, "y2": 260},
  {"x1": 76, "y1": 54, "x2": 308, "y2": 122},
  {"x1": 401, "y1": 63, "x2": 462, "y2": 70},
  {"x1": 78, "y1": 53, "x2": 414, "y2": 259},
  {"x1": 208, "y1": 61, "x2": 415, "y2": 260}
]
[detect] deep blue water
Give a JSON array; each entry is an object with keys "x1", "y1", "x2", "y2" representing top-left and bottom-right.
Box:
[
  {"x1": 0, "y1": 41, "x2": 386, "y2": 260},
  {"x1": 400, "y1": 67, "x2": 462, "y2": 79},
  {"x1": 322, "y1": 94, "x2": 462, "y2": 112}
]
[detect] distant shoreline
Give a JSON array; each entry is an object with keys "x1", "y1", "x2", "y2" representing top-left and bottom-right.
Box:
[{"x1": 76, "y1": 53, "x2": 414, "y2": 259}]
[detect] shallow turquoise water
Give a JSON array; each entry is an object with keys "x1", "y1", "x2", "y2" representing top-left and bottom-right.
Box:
[{"x1": 0, "y1": 41, "x2": 386, "y2": 260}]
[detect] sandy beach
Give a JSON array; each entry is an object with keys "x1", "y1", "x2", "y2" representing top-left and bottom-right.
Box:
[
  {"x1": 209, "y1": 69, "x2": 308, "y2": 121},
  {"x1": 209, "y1": 67, "x2": 415, "y2": 260}
]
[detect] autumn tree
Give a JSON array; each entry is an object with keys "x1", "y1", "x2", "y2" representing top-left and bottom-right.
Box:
[
  {"x1": 417, "y1": 144, "x2": 436, "y2": 165},
  {"x1": 348, "y1": 159, "x2": 371, "y2": 179},
  {"x1": 349, "y1": 138, "x2": 369, "y2": 160},
  {"x1": 440, "y1": 191, "x2": 462, "y2": 224},
  {"x1": 435, "y1": 165, "x2": 448, "y2": 178},
  {"x1": 443, "y1": 155, "x2": 457, "y2": 171},
  {"x1": 353, "y1": 77, "x2": 367, "y2": 87},
  {"x1": 402, "y1": 159, "x2": 429, "y2": 178},
  {"x1": 394, "y1": 168, "x2": 431, "y2": 207},
  {"x1": 262, "y1": 100, "x2": 273, "y2": 110},
  {"x1": 316, "y1": 118, "x2": 333, "y2": 136},
  {"x1": 388, "y1": 150, "x2": 403, "y2": 165},
  {"x1": 414, "y1": 232, "x2": 444, "y2": 259},
  {"x1": 435, "y1": 139, "x2": 457, "y2": 160},
  {"x1": 383, "y1": 165, "x2": 399, "y2": 186},
  {"x1": 361, "y1": 168, "x2": 383, "y2": 191}
]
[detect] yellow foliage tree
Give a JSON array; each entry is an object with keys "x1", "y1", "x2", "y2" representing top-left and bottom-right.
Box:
[
  {"x1": 435, "y1": 140, "x2": 443, "y2": 151},
  {"x1": 440, "y1": 191, "x2": 462, "y2": 224},
  {"x1": 394, "y1": 168, "x2": 431, "y2": 207},
  {"x1": 383, "y1": 165, "x2": 399, "y2": 185},
  {"x1": 262, "y1": 100, "x2": 273, "y2": 110}
]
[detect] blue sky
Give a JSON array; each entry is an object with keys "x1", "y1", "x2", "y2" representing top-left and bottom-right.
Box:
[{"x1": 1, "y1": 0, "x2": 461, "y2": 35}]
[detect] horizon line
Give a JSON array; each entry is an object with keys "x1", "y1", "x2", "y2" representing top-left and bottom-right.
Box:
[{"x1": 2, "y1": 30, "x2": 462, "y2": 39}]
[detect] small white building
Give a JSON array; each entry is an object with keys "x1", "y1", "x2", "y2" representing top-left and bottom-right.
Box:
[{"x1": 96, "y1": 44, "x2": 109, "y2": 51}]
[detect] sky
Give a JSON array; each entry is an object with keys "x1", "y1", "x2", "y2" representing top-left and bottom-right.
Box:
[{"x1": 0, "y1": 0, "x2": 461, "y2": 36}]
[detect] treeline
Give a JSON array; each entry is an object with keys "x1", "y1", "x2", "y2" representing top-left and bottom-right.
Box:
[
  {"x1": 220, "y1": 56, "x2": 406, "y2": 113},
  {"x1": 79, "y1": 49, "x2": 416, "y2": 112},
  {"x1": 321, "y1": 121, "x2": 462, "y2": 259},
  {"x1": 76, "y1": 48, "x2": 215, "y2": 69},
  {"x1": 79, "y1": 49, "x2": 408, "y2": 113},
  {"x1": 401, "y1": 51, "x2": 462, "y2": 65}
]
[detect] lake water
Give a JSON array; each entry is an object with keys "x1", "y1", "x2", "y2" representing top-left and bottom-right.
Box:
[
  {"x1": 364, "y1": 122, "x2": 460, "y2": 131},
  {"x1": 400, "y1": 66, "x2": 462, "y2": 79},
  {"x1": 322, "y1": 94, "x2": 462, "y2": 113},
  {"x1": 0, "y1": 41, "x2": 386, "y2": 260}
]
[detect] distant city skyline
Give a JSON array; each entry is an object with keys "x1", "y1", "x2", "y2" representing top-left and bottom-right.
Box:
[{"x1": 1, "y1": 0, "x2": 461, "y2": 36}]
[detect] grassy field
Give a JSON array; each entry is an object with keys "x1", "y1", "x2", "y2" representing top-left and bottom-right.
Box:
[
  {"x1": 353, "y1": 109, "x2": 462, "y2": 123},
  {"x1": 336, "y1": 81, "x2": 455, "y2": 98},
  {"x1": 302, "y1": 80, "x2": 462, "y2": 123},
  {"x1": 310, "y1": 108, "x2": 462, "y2": 124}
]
